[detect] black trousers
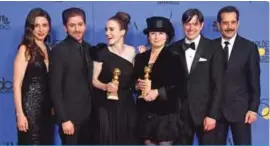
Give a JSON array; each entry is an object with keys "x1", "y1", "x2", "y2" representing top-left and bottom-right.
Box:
[
  {"x1": 175, "y1": 100, "x2": 216, "y2": 145},
  {"x1": 59, "y1": 118, "x2": 91, "y2": 145},
  {"x1": 215, "y1": 114, "x2": 251, "y2": 145}
]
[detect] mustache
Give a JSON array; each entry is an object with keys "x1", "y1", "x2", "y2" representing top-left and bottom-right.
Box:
[{"x1": 225, "y1": 29, "x2": 235, "y2": 32}]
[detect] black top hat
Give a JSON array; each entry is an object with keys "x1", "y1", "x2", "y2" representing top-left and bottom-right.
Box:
[{"x1": 143, "y1": 16, "x2": 175, "y2": 42}]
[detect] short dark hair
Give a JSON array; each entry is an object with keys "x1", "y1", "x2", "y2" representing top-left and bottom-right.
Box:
[
  {"x1": 62, "y1": 7, "x2": 86, "y2": 26},
  {"x1": 182, "y1": 8, "x2": 204, "y2": 24},
  {"x1": 217, "y1": 6, "x2": 239, "y2": 23}
]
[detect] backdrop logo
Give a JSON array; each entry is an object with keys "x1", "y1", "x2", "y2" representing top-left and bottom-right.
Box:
[
  {"x1": 0, "y1": 77, "x2": 13, "y2": 93},
  {"x1": 0, "y1": 14, "x2": 10, "y2": 29},
  {"x1": 253, "y1": 40, "x2": 269, "y2": 63},
  {"x1": 259, "y1": 99, "x2": 270, "y2": 120},
  {"x1": 0, "y1": 141, "x2": 17, "y2": 145},
  {"x1": 212, "y1": 21, "x2": 219, "y2": 32},
  {"x1": 157, "y1": 1, "x2": 180, "y2": 5},
  {"x1": 133, "y1": 21, "x2": 139, "y2": 31}
]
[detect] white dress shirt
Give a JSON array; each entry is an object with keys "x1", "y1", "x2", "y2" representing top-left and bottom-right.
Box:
[
  {"x1": 185, "y1": 35, "x2": 201, "y2": 73},
  {"x1": 221, "y1": 34, "x2": 237, "y2": 60}
]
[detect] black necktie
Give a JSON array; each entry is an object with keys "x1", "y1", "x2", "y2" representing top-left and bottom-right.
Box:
[
  {"x1": 79, "y1": 43, "x2": 85, "y2": 57},
  {"x1": 224, "y1": 41, "x2": 230, "y2": 68},
  {"x1": 79, "y1": 43, "x2": 87, "y2": 65},
  {"x1": 183, "y1": 42, "x2": 195, "y2": 51},
  {"x1": 79, "y1": 43, "x2": 90, "y2": 76}
]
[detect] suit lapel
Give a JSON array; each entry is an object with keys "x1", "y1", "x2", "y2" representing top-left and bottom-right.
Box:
[
  {"x1": 150, "y1": 47, "x2": 166, "y2": 75},
  {"x1": 227, "y1": 35, "x2": 241, "y2": 70},
  {"x1": 138, "y1": 50, "x2": 151, "y2": 79},
  {"x1": 171, "y1": 39, "x2": 189, "y2": 77},
  {"x1": 82, "y1": 43, "x2": 93, "y2": 86},
  {"x1": 189, "y1": 37, "x2": 205, "y2": 75},
  {"x1": 176, "y1": 40, "x2": 189, "y2": 77},
  {"x1": 144, "y1": 50, "x2": 151, "y2": 66}
]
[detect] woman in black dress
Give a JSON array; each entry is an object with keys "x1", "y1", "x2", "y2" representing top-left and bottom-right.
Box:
[
  {"x1": 134, "y1": 16, "x2": 187, "y2": 145},
  {"x1": 92, "y1": 12, "x2": 137, "y2": 144},
  {"x1": 13, "y1": 8, "x2": 52, "y2": 145}
]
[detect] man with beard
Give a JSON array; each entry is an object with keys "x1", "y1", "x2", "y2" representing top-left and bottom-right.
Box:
[
  {"x1": 49, "y1": 7, "x2": 93, "y2": 144},
  {"x1": 213, "y1": 6, "x2": 260, "y2": 145}
]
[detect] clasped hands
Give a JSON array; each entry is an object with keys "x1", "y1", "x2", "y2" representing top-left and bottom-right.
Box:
[
  {"x1": 136, "y1": 79, "x2": 158, "y2": 102},
  {"x1": 105, "y1": 82, "x2": 118, "y2": 93}
]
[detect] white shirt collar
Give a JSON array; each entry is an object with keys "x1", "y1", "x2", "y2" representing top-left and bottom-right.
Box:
[
  {"x1": 185, "y1": 35, "x2": 201, "y2": 50},
  {"x1": 221, "y1": 33, "x2": 237, "y2": 46}
]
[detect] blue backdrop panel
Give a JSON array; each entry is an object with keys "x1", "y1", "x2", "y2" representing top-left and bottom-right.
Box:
[{"x1": 0, "y1": 1, "x2": 268, "y2": 145}]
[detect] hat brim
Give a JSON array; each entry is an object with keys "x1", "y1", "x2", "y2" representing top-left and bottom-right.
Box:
[
  {"x1": 143, "y1": 28, "x2": 174, "y2": 43},
  {"x1": 143, "y1": 28, "x2": 170, "y2": 35}
]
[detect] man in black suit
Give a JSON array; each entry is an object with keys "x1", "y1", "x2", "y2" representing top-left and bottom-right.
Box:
[
  {"x1": 214, "y1": 6, "x2": 260, "y2": 145},
  {"x1": 170, "y1": 9, "x2": 224, "y2": 145},
  {"x1": 49, "y1": 8, "x2": 93, "y2": 144}
]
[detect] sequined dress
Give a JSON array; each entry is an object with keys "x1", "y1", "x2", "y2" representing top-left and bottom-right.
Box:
[{"x1": 18, "y1": 51, "x2": 52, "y2": 144}]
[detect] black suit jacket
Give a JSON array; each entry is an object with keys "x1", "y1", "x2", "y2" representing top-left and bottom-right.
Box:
[
  {"x1": 49, "y1": 36, "x2": 94, "y2": 124},
  {"x1": 213, "y1": 35, "x2": 261, "y2": 122},
  {"x1": 134, "y1": 47, "x2": 186, "y2": 115},
  {"x1": 170, "y1": 36, "x2": 224, "y2": 125}
]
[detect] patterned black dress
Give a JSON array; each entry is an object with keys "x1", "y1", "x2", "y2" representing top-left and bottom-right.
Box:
[{"x1": 18, "y1": 49, "x2": 52, "y2": 144}]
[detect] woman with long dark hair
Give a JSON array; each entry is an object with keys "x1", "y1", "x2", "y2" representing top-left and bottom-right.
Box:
[{"x1": 13, "y1": 8, "x2": 52, "y2": 144}]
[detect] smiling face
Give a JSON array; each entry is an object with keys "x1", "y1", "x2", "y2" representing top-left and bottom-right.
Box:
[
  {"x1": 217, "y1": 12, "x2": 239, "y2": 40},
  {"x1": 64, "y1": 15, "x2": 86, "y2": 43},
  {"x1": 105, "y1": 19, "x2": 125, "y2": 46},
  {"x1": 148, "y1": 31, "x2": 167, "y2": 49},
  {"x1": 183, "y1": 15, "x2": 204, "y2": 40},
  {"x1": 32, "y1": 16, "x2": 50, "y2": 41}
]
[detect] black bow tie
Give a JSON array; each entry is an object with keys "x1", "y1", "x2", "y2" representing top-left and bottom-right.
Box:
[{"x1": 183, "y1": 42, "x2": 195, "y2": 51}]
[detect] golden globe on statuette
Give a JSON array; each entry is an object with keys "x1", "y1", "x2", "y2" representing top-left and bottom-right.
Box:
[
  {"x1": 107, "y1": 68, "x2": 121, "y2": 100},
  {"x1": 138, "y1": 65, "x2": 151, "y2": 98}
]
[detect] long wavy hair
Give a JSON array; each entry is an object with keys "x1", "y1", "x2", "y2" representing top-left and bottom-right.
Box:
[{"x1": 19, "y1": 8, "x2": 51, "y2": 62}]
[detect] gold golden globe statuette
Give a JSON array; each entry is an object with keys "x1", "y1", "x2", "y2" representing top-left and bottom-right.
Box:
[
  {"x1": 107, "y1": 68, "x2": 121, "y2": 100},
  {"x1": 139, "y1": 65, "x2": 151, "y2": 98}
]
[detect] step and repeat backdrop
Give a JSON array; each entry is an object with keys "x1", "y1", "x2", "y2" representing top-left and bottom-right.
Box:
[{"x1": 0, "y1": 1, "x2": 269, "y2": 145}]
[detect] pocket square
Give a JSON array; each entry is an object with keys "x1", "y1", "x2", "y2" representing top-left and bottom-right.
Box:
[{"x1": 199, "y1": 57, "x2": 207, "y2": 62}]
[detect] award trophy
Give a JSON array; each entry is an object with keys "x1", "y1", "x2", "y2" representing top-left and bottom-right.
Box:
[
  {"x1": 107, "y1": 68, "x2": 121, "y2": 100},
  {"x1": 138, "y1": 65, "x2": 151, "y2": 98}
]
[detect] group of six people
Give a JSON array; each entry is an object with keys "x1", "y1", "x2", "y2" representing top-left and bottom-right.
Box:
[{"x1": 13, "y1": 5, "x2": 260, "y2": 145}]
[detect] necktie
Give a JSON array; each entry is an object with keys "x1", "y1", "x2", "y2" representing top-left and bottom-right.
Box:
[
  {"x1": 224, "y1": 41, "x2": 230, "y2": 68},
  {"x1": 183, "y1": 42, "x2": 195, "y2": 51},
  {"x1": 79, "y1": 44, "x2": 85, "y2": 57},
  {"x1": 79, "y1": 43, "x2": 87, "y2": 67}
]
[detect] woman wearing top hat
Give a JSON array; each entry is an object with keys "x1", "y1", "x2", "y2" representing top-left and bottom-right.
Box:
[{"x1": 134, "y1": 16, "x2": 187, "y2": 144}]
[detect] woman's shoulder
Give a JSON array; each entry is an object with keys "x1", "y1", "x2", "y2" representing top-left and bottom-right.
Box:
[
  {"x1": 95, "y1": 43, "x2": 110, "y2": 55},
  {"x1": 95, "y1": 42, "x2": 108, "y2": 50},
  {"x1": 92, "y1": 43, "x2": 109, "y2": 62},
  {"x1": 17, "y1": 44, "x2": 31, "y2": 61},
  {"x1": 134, "y1": 49, "x2": 151, "y2": 65},
  {"x1": 18, "y1": 44, "x2": 27, "y2": 52},
  {"x1": 124, "y1": 44, "x2": 136, "y2": 54}
]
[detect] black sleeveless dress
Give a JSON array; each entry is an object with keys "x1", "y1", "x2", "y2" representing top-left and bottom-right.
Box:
[
  {"x1": 18, "y1": 49, "x2": 53, "y2": 144},
  {"x1": 92, "y1": 45, "x2": 137, "y2": 144}
]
